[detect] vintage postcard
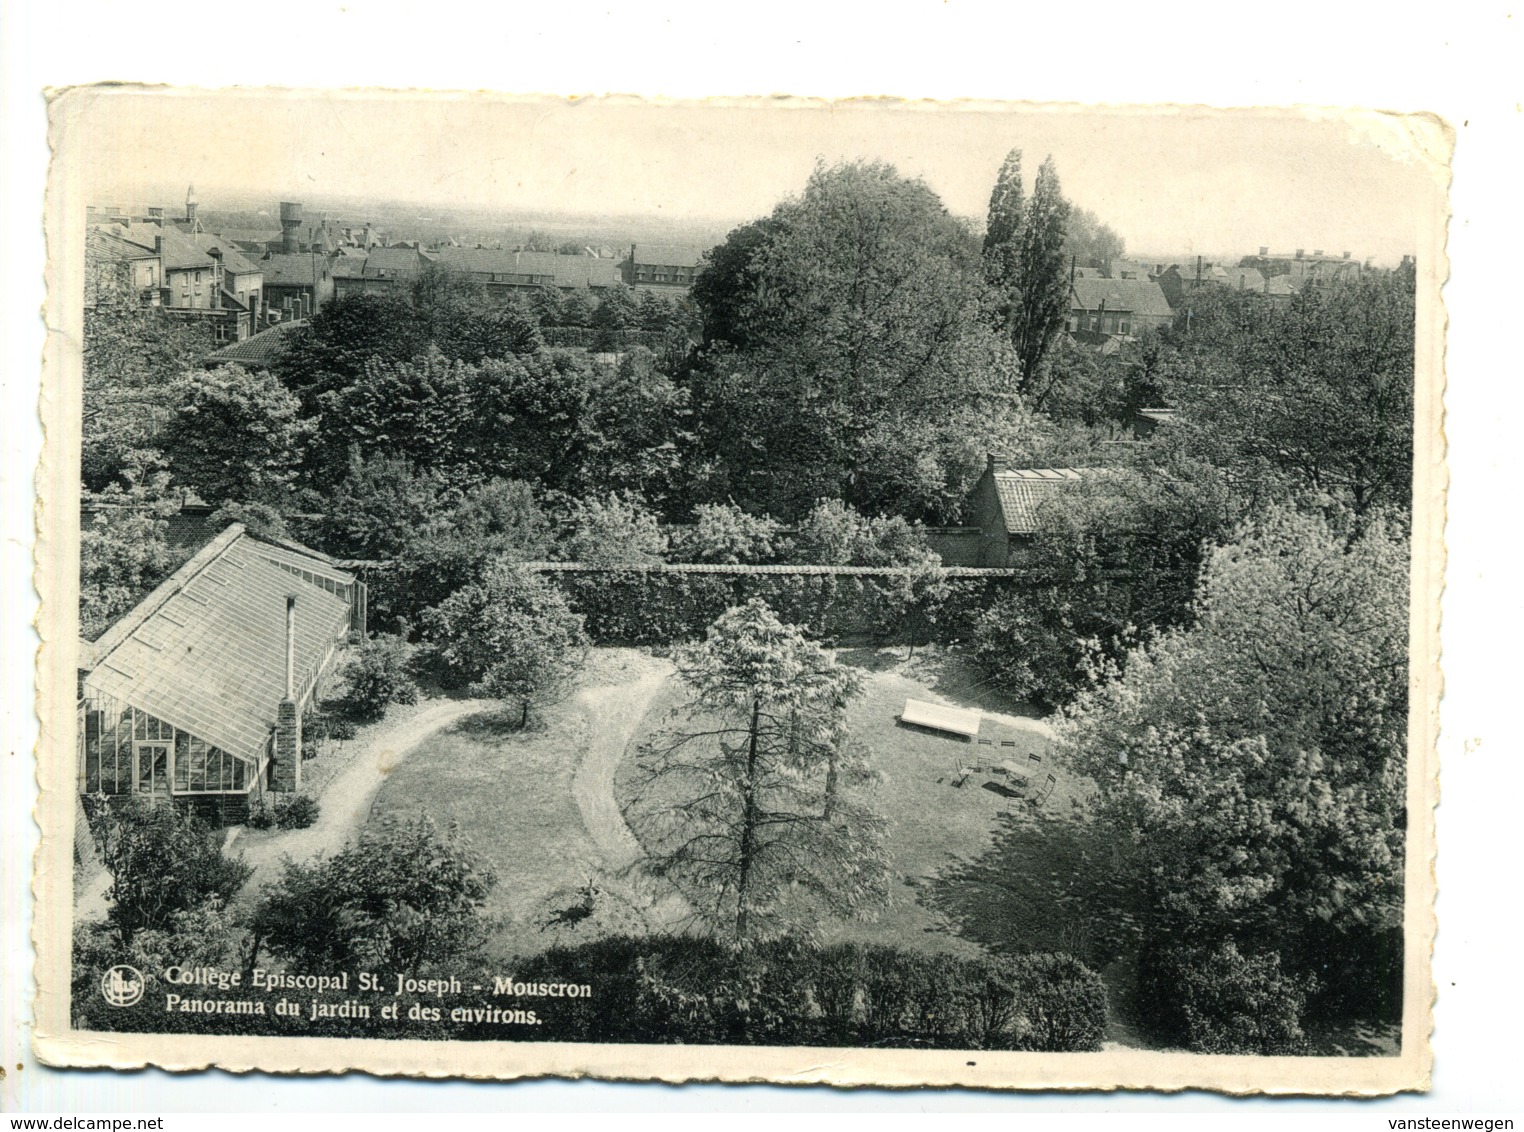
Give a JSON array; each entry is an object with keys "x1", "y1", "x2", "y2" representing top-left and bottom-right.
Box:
[{"x1": 33, "y1": 88, "x2": 1447, "y2": 1092}]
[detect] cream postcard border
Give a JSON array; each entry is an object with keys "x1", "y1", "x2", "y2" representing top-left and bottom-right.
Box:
[{"x1": 32, "y1": 88, "x2": 1449, "y2": 1094}]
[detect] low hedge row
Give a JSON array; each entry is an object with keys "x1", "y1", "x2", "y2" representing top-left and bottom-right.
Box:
[
  {"x1": 74, "y1": 933, "x2": 1106, "y2": 1050},
  {"x1": 507, "y1": 936, "x2": 1108, "y2": 1050},
  {"x1": 539, "y1": 568, "x2": 1015, "y2": 646}
]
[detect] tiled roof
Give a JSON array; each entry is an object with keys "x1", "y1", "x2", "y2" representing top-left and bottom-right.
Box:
[
  {"x1": 206, "y1": 319, "x2": 309, "y2": 365},
  {"x1": 428, "y1": 247, "x2": 622, "y2": 289},
  {"x1": 258, "y1": 253, "x2": 331, "y2": 286},
  {"x1": 1070, "y1": 277, "x2": 1174, "y2": 320},
  {"x1": 84, "y1": 527, "x2": 353, "y2": 760},
  {"x1": 1265, "y1": 275, "x2": 1302, "y2": 295},
  {"x1": 153, "y1": 226, "x2": 220, "y2": 272},
  {"x1": 990, "y1": 468, "x2": 1086, "y2": 535},
  {"x1": 187, "y1": 233, "x2": 260, "y2": 276},
  {"x1": 629, "y1": 244, "x2": 704, "y2": 269},
  {"x1": 363, "y1": 246, "x2": 429, "y2": 278},
  {"x1": 87, "y1": 226, "x2": 159, "y2": 263}
]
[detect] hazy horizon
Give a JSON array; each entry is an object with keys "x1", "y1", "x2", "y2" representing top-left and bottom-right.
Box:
[{"x1": 66, "y1": 91, "x2": 1446, "y2": 266}]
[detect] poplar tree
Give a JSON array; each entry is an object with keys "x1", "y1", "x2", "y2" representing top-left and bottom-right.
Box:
[{"x1": 983, "y1": 152, "x2": 1074, "y2": 399}]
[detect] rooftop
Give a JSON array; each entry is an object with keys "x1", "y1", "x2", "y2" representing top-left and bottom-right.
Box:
[
  {"x1": 1070, "y1": 277, "x2": 1174, "y2": 319},
  {"x1": 988, "y1": 467, "x2": 1087, "y2": 535},
  {"x1": 82, "y1": 526, "x2": 353, "y2": 760}
]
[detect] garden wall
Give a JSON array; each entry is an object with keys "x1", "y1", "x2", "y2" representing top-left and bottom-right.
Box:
[{"x1": 525, "y1": 561, "x2": 1024, "y2": 646}]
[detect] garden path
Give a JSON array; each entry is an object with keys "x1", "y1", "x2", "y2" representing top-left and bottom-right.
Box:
[
  {"x1": 568, "y1": 655, "x2": 695, "y2": 930},
  {"x1": 226, "y1": 696, "x2": 493, "y2": 901}
]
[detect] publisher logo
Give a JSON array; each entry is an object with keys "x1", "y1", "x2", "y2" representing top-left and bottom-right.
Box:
[{"x1": 102, "y1": 964, "x2": 145, "y2": 1007}]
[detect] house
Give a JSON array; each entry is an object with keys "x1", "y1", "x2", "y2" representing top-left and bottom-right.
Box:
[
  {"x1": 426, "y1": 247, "x2": 621, "y2": 298},
  {"x1": 89, "y1": 223, "x2": 257, "y2": 343},
  {"x1": 1237, "y1": 246, "x2": 1365, "y2": 291},
  {"x1": 967, "y1": 457, "x2": 1089, "y2": 566},
  {"x1": 76, "y1": 524, "x2": 365, "y2": 824},
  {"x1": 622, "y1": 244, "x2": 706, "y2": 291},
  {"x1": 1156, "y1": 262, "x2": 1267, "y2": 308},
  {"x1": 258, "y1": 253, "x2": 336, "y2": 320},
  {"x1": 85, "y1": 227, "x2": 163, "y2": 308},
  {"x1": 1068, "y1": 277, "x2": 1174, "y2": 338},
  {"x1": 204, "y1": 318, "x2": 309, "y2": 369}
]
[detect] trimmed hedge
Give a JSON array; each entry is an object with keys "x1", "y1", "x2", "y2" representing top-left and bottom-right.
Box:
[
  {"x1": 538, "y1": 567, "x2": 1017, "y2": 646},
  {"x1": 507, "y1": 936, "x2": 1108, "y2": 1050},
  {"x1": 73, "y1": 933, "x2": 1106, "y2": 1049}
]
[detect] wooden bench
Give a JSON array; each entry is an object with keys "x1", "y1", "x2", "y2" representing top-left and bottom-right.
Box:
[{"x1": 899, "y1": 698, "x2": 982, "y2": 740}]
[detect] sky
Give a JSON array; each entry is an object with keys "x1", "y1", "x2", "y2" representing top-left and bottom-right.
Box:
[{"x1": 57, "y1": 89, "x2": 1448, "y2": 265}]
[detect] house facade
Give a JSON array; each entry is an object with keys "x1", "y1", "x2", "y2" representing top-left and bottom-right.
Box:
[
  {"x1": 77, "y1": 525, "x2": 365, "y2": 824},
  {"x1": 1068, "y1": 277, "x2": 1174, "y2": 338},
  {"x1": 621, "y1": 244, "x2": 705, "y2": 292}
]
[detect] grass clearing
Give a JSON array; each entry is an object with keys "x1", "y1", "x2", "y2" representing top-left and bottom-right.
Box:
[{"x1": 369, "y1": 696, "x2": 648, "y2": 961}]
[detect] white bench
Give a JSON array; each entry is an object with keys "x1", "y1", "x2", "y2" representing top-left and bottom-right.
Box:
[{"x1": 900, "y1": 698, "x2": 982, "y2": 740}]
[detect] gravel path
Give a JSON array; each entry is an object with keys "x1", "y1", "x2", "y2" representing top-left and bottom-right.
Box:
[
  {"x1": 568, "y1": 656, "x2": 694, "y2": 931},
  {"x1": 228, "y1": 696, "x2": 492, "y2": 899}
]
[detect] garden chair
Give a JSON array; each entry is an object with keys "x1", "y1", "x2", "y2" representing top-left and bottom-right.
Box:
[{"x1": 1032, "y1": 773, "x2": 1057, "y2": 806}]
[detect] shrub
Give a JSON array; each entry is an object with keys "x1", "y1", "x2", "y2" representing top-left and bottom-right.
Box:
[
  {"x1": 671, "y1": 503, "x2": 787, "y2": 564},
  {"x1": 273, "y1": 793, "x2": 321, "y2": 830},
  {"x1": 246, "y1": 799, "x2": 275, "y2": 830},
  {"x1": 96, "y1": 794, "x2": 253, "y2": 942},
  {"x1": 338, "y1": 633, "x2": 419, "y2": 721},
  {"x1": 1140, "y1": 939, "x2": 1312, "y2": 1055},
  {"x1": 328, "y1": 718, "x2": 358, "y2": 741}
]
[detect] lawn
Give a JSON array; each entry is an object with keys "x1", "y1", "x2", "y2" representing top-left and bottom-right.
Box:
[
  {"x1": 368, "y1": 692, "x2": 650, "y2": 962},
  {"x1": 615, "y1": 661, "x2": 1108, "y2": 964}
]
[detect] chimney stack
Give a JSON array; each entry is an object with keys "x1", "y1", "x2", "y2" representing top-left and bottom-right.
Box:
[
  {"x1": 1258, "y1": 245, "x2": 1269, "y2": 257},
  {"x1": 272, "y1": 593, "x2": 302, "y2": 793},
  {"x1": 987, "y1": 452, "x2": 1011, "y2": 475},
  {"x1": 1295, "y1": 248, "x2": 1304, "y2": 259},
  {"x1": 285, "y1": 594, "x2": 297, "y2": 699}
]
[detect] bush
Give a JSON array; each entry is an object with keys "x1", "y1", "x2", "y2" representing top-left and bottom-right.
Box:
[
  {"x1": 1140, "y1": 939, "x2": 1313, "y2": 1055},
  {"x1": 246, "y1": 798, "x2": 275, "y2": 830},
  {"x1": 670, "y1": 503, "x2": 786, "y2": 564},
  {"x1": 273, "y1": 793, "x2": 321, "y2": 830},
  {"x1": 328, "y1": 717, "x2": 358, "y2": 741},
  {"x1": 96, "y1": 794, "x2": 253, "y2": 942},
  {"x1": 338, "y1": 633, "x2": 419, "y2": 721}
]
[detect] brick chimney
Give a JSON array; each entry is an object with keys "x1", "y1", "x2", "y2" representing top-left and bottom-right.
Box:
[
  {"x1": 270, "y1": 594, "x2": 302, "y2": 793},
  {"x1": 987, "y1": 452, "x2": 1011, "y2": 475}
]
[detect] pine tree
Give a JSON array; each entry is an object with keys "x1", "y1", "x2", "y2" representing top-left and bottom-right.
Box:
[{"x1": 627, "y1": 600, "x2": 889, "y2": 941}]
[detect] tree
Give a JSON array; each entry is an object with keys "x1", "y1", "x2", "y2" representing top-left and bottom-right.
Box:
[
  {"x1": 791, "y1": 499, "x2": 938, "y2": 567},
  {"x1": 419, "y1": 562, "x2": 589, "y2": 727},
  {"x1": 94, "y1": 794, "x2": 254, "y2": 943},
  {"x1": 982, "y1": 148, "x2": 1025, "y2": 304},
  {"x1": 672, "y1": 502, "x2": 786, "y2": 564},
  {"x1": 627, "y1": 600, "x2": 889, "y2": 940},
  {"x1": 273, "y1": 292, "x2": 426, "y2": 417},
  {"x1": 82, "y1": 242, "x2": 211, "y2": 491},
  {"x1": 1162, "y1": 270, "x2": 1416, "y2": 516},
  {"x1": 1004, "y1": 156, "x2": 1073, "y2": 395},
  {"x1": 686, "y1": 160, "x2": 1002, "y2": 518},
  {"x1": 573, "y1": 348, "x2": 693, "y2": 507},
  {"x1": 159, "y1": 365, "x2": 314, "y2": 504},
  {"x1": 252, "y1": 813, "x2": 495, "y2": 977},
  {"x1": 558, "y1": 492, "x2": 668, "y2": 565},
  {"x1": 79, "y1": 451, "x2": 181, "y2": 640},
  {"x1": 1057, "y1": 506, "x2": 1409, "y2": 1036},
  {"x1": 1064, "y1": 206, "x2": 1126, "y2": 270}
]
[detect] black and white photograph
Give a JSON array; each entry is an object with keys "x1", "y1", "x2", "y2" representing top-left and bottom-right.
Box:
[{"x1": 30, "y1": 88, "x2": 1444, "y2": 1093}]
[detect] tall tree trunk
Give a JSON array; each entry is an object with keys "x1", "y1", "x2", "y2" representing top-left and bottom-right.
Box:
[
  {"x1": 734, "y1": 696, "x2": 762, "y2": 942},
  {"x1": 824, "y1": 746, "x2": 839, "y2": 821}
]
